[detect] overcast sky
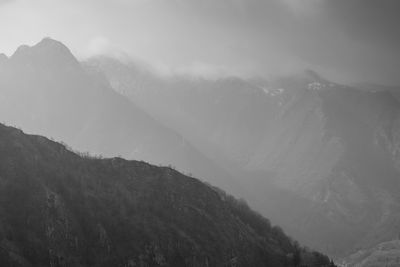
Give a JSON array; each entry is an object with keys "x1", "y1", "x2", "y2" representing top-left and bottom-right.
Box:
[{"x1": 0, "y1": 0, "x2": 399, "y2": 85}]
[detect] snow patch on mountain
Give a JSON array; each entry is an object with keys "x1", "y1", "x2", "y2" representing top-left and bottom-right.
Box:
[{"x1": 262, "y1": 87, "x2": 285, "y2": 96}]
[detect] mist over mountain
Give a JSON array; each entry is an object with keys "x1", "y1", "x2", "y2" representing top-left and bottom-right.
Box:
[
  {"x1": 1, "y1": 0, "x2": 400, "y2": 265},
  {"x1": 89, "y1": 56, "x2": 400, "y2": 258},
  {"x1": 0, "y1": 38, "x2": 239, "y2": 194},
  {"x1": 1, "y1": 37, "x2": 400, "y2": 264}
]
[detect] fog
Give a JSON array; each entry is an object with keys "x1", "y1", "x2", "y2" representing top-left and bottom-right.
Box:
[{"x1": 1, "y1": 1, "x2": 400, "y2": 265}]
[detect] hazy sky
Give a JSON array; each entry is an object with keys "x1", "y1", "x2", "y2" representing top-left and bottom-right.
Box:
[{"x1": 0, "y1": 0, "x2": 399, "y2": 85}]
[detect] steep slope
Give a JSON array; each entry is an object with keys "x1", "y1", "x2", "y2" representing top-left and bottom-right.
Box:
[
  {"x1": 89, "y1": 57, "x2": 400, "y2": 258},
  {"x1": 86, "y1": 57, "x2": 274, "y2": 168},
  {"x1": 0, "y1": 38, "x2": 237, "y2": 193},
  {"x1": 0, "y1": 123, "x2": 333, "y2": 267},
  {"x1": 343, "y1": 240, "x2": 400, "y2": 267}
]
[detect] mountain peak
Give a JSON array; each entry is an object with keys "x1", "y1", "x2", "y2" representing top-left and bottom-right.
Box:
[
  {"x1": 12, "y1": 44, "x2": 30, "y2": 56},
  {"x1": 11, "y1": 37, "x2": 79, "y2": 67},
  {"x1": 303, "y1": 69, "x2": 324, "y2": 82},
  {"x1": 0, "y1": 53, "x2": 7, "y2": 64},
  {"x1": 36, "y1": 37, "x2": 69, "y2": 51}
]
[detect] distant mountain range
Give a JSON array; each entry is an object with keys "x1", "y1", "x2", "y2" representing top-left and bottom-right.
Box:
[
  {"x1": 1, "y1": 38, "x2": 400, "y2": 262},
  {"x1": 0, "y1": 38, "x2": 237, "y2": 194},
  {"x1": 88, "y1": 56, "x2": 400, "y2": 259},
  {"x1": 0, "y1": 123, "x2": 333, "y2": 266}
]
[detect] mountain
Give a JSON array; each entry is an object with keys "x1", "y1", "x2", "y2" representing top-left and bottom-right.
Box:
[
  {"x1": 0, "y1": 53, "x2": 7, "y2": 64},
  {"x1": 89, "y1": 57, "x2": 400, "y2": 258},
  {"x1": 0, "y1": 38, "x2": 238, "y2": 194},
  {"x1": 343, "y1": 240, "x2": 400, "y2": 267},
  {"x1": 2, "y1": 38, "x2": 398, "y2": 260},
  {"x1": 0, "y1": 123, "x2": 333, "y2": 267},
  {"x1": 85, "y1": 57, "x2": 272, "y2": 168}
]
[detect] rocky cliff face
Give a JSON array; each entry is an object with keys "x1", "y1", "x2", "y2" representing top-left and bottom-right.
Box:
[{"x1": 0, "y1": 123, "x2": 332, "y2": 267}]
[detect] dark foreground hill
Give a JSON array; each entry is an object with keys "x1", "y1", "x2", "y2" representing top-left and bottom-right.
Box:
[{"x1": 0, "y1": 123, "x2": 333, "y2": 267}]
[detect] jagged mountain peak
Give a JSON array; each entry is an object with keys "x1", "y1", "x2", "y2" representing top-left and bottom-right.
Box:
[
  {"x1": 10, "y1": 37, "x2": 79, "y2": 67},
  {"x1": 35, "y1": 37, "x2": 72, "y2": 53}
]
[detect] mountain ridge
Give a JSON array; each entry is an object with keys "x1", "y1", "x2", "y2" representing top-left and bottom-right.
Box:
[
  {"x1": 2, "y1": 38, "x2": 400, "y2": 261},
  {"x1": 88, "y1": 55, "x2": 400, "y2": 258},
  {"x1": 0, "y1": 38, "x2": 241, "y2": 195},
  {"x1": 0, "y1": 122, "x2": 334, "y2": 267},
  {"x1": 10, "y1": 37, "x2": 80, "y2": 69}
]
